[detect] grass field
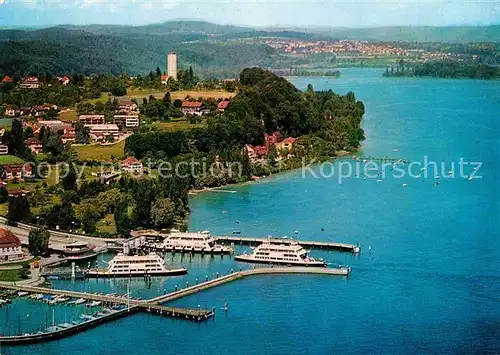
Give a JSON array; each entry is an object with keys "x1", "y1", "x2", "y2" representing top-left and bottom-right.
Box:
[
  {"x1": 126, "y1": 88, "x2": 235, "y2": 101},
  {"x1": 73, "y1": 140, "x2": 125, "y2": 161},
  {"x1": 59, "y1": 109, "x2": 78, "y2": 122},
  {"x1": 0, "y1": 268, "x2": 22, "y2": 282},
  {"x1": 0, "y1": 155, "x2": 24, "y2": 164},
  {"x1": 88, "y1": 93, "x2": 111, "y2": 104},
  {"x1": 0, "y1": 202, "x2": 7, "y2": 216},
  {"x1": 152, "y1": 118, "x2": 205, "y2": 132},
  {"x1": 96, "y1": 214, "x2": 117, "y2": 234}
]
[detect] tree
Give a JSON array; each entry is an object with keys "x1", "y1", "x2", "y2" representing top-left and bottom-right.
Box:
[
  {"x1": 162, "y1": 92, "x2": 171, "y2": 108},
  {"x1": 43, "y1": 132, "x2": 64, "y2": 156},
  {"x1": 6, "y1": 119, "x2": 26, "y2": 156},
  {"x1": 131, "y1": 181, "x2": 156, "y2": 225},
  {"x1": 28, "y1": 228, "x2": 50, "y2": 256},
  {"x1": 0, "y1": 186, "x2": 8, "y2": 203},
  {"x1": 114, "y1": 195, "x2": 131, "y2": 236},
  {"x1": 150, "y1": 198, "x2": 176, "y2": 228},
  {"x1": 19, "y1": 263, "x2": 30, "y2": 279},
  {"x1": 81, "y1": 212, "x2": 97, "y2": 234},
  {"x1": 172, "y1": 99, "x2": 182, "y2": 108},
  {"x1": 109, "y1": 83, "x2": 126, "y2": 96},
  {"x1": 42, "y1": 201, "x2": 76, "y2": 230},
  {"x1": 75, "y1": 121, "x2": 90, "y2": 144},
  {"x1": 62, "y1": 167, "x2": 77, "y2": 190},
  {"x1": 7, "y1": 195, "x2": 30, "y2": 222}
]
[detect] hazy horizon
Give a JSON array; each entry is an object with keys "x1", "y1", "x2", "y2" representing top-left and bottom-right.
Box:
[{"x1": 0, "y1": 0, "x2": 498, "y2": 28}]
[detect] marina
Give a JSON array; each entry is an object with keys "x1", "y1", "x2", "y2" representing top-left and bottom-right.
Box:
[{"x1": 0, "y1": 266, "x2": 348, "y2": 344}]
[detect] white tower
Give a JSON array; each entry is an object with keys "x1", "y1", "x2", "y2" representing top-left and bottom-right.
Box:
[{"x1": 167, "y1": 52, "x2": 178, "y2": 80}]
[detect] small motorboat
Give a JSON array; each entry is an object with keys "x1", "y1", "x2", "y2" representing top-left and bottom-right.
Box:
[
  {"x1": 86, "y1": 301, "x2": 101, "y2": 307},
  {"x1": 74, "y1": 298, "x2": 86, "y2": 305}
]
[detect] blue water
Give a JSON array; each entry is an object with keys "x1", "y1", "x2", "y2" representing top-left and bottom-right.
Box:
[{"x1": 2, "y1": 69, "x2": 499, "y2": 354}]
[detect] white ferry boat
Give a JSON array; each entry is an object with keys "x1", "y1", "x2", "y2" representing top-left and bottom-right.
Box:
[
  {"x1": 86, "y1": 253, "x2": 187, "y2": 278},
  {"x1": 160, "y1": 229, "x2": 232, "y2": 254},
  {"x1": 234, "y1": 241, "x2": 327, "y2": 267}
]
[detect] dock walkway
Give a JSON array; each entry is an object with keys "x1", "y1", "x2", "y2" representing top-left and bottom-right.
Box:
[
  {"x1": 151, "y1": 266, "x2": 349, "y2": 304},
  {"x1": 0, "y1": 266, "x2": 347, "y2": 345},
  {"x1": 216, "y1": 236, "x2": 360, "y2": 253}
]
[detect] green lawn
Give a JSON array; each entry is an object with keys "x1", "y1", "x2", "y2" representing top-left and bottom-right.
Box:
[
  {"x1": 0, "y1": 269, "x2": 22, "y2": 282},
  {"x1": 0, "y1": 202, "x2": 7, "y2": 216},
  {"x1": 0, "y1": 155, "x2": 24, "y2": 164},
  {"x1": 127, "y1": 88, "x2": 235, "y2": 101},
  {"x1": 73, "y1": 140, "x2": 125, "y2": 161},
  {"x1": 88, "y1": 93, "x2": 111, "y2": 104},
  {"x1": 152, "y1": 118, "x2": 205, "y2": 132},
  {"x1": 97, "y1": 214, "x2": 117, "y2": 234},
  {"x1": 59, "y1": 109, "x2": 78, "y2": 122}
]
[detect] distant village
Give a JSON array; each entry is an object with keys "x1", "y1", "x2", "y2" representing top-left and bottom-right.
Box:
[{"x1": 262, "y1": 38, "x2": 478, "y2": 62}]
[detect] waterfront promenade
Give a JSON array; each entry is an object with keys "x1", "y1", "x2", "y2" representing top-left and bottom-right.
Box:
[{"x1": 0, "y1": 266, "x2": 348, "y2": 345}]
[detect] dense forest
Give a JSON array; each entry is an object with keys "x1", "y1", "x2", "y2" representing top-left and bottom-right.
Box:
[
  {"x1": 383, "y1": 61, "x2": 500, "y2": 79},
  {"x1": 0, "y1": 26, "x2": 278, "y2": 77}
]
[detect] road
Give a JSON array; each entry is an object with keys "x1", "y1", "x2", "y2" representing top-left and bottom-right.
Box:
[{"x1": 0, "y1": 219, "x2": 123, "y2": 249}]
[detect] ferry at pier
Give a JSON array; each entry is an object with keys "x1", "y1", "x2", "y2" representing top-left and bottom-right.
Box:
[
  {"x1": 160, "y1": 229, "x2": 232, "y2": 254},
  {"x1": 86, "y1": 253, "x2": 187, "y2": 278},
  {"x1": 235, "y1": 241, "x2": 327, "y2": 267}
]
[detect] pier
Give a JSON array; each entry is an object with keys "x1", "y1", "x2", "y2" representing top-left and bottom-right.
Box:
[
  {"x1": 215, "y1": 236, "x2": 360, "y2": 253},
  {"x1": 130, "y1": 230, "x2": 361, "y2": 253},
  {"x1": 0, "y1": 266, "x2": 347, "y2": 345},
  {"x1": 341, "y1": 156, "x2": 410, "y2": 164}
]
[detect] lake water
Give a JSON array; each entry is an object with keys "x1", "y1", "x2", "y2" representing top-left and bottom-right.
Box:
[{"x1": 3, "y1": 69, "x2": 499, "y2": 354}]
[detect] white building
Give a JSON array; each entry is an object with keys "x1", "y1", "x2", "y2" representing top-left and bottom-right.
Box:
[
  {"x1": 167, "y1": 52, "x2": 178, "y2": 80},
  {"x1": 79, "y1": 115, "x2": 105, "y2": 125},
  {"x1": 0, "y1": 228, "x2": 24, "y2": 263},
  {"x1": 113, "y1": 115, "x2": 140, "y2": 129},
  {"x1": 0, "y1": 144, "x2": 8, "y2": 155},
  {"x1": 84, "y1": 124, "x2": 120, "y2": 140},
  {"x1": 122, "y1": 156, "x2": 143, "y2": 173}
]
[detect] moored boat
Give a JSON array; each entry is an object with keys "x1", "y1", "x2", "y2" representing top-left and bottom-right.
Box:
[
  {"x1": 86, "y1": 253, "x2": 187, "y2": 278},
  {"x1": 160, "y1": 229, "x2": 232, "y2": 254},
  {"x1": 235, "y1": 241, "x2": 327, "y2": 267}
]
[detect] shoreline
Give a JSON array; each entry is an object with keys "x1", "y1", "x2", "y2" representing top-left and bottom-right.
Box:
[{"x1": 188, "y1": 150, "x2": 354, "y2": 196}]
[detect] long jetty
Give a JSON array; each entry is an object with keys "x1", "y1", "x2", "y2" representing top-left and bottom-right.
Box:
[
  {"x1": 215, "y1": 236, "x2": 360, "y2": 253},
  {"x1": 0, "y1": 266, "x2": 347, "y2": 345}
]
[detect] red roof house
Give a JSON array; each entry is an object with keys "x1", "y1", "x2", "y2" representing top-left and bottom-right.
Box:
[
  {"x1": 0, "y1": 228, "x2": 23, "y2": 262},
  {"x1": 122, "y1": 156, "x2": 143, "y2": 173},
  {"x1": 25, "y1": 138, "x2": 43, "y2": 154},
  {"x1": 1, "y1": 76, "x2": 14, "y2": 84},
  {"x1": 217, "y1": 100, "x2": 230, "y2": 112},
  {"x1": 3, "y1": 164, "x2": 33, "y2": 180}
]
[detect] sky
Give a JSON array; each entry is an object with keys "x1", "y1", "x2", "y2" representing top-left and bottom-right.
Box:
[{"x1": 0, "y1": 0, "x2": 498, "y2": 28}]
